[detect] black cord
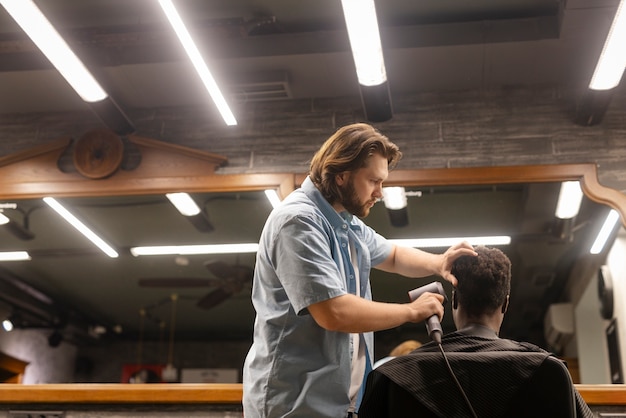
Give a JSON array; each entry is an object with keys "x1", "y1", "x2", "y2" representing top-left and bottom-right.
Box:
[{"x1": 438, "y1": 343, "x2": 478, "y2": 418}]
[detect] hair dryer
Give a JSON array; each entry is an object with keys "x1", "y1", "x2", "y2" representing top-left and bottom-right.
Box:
[{"x1": 408, "y1": 282, "x2": 448, "y2": 344}]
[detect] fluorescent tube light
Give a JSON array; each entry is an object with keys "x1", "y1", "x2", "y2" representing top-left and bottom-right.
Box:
[
  {"x1": 389, "y1": 236, "x2": 512, "y2": 248},
  {"x1": 166, "y1": 193, "x2": 201, "y2": 216},
  {"x1": 43, "y1": 197, "x2": 119, "y2": 258},
  {"x1": 382, "y1": 187, "x2": 407, "y2": 210},
  {"x1": 589, "y1": 0, "x2": 626, "y2": 90},
  {"x1": 130, "y1": 243, "x2": 259, "y2": 256},
  {"x1": 0, "y1": 251, "x2": 31, "y2": 261},
  {"x1": 264, "y1": 189, "x2": 282, "y2": 209},
  {"x1": 590, "y1": 209, "x2": 620, "y2": 254},
  {"x1": 158, "y1": 0, "x2": 237, "y2": 126},
  {"x1": 555, "y1": 181, "x2": 584, "y2": 219},
  {"x1": 0, "y1": 0, "x2": 107, "y2": 102},
  {"x1": 341, "y1": 0, "x2": 387, "y2": 86},
  {"x1": 0, "y1": 213, "x2": 9, "y2": 225}
]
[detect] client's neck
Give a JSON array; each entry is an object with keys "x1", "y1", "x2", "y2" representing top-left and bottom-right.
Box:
[{"x1": 455, "y1": 312, "x2": 502, "y2": 335}]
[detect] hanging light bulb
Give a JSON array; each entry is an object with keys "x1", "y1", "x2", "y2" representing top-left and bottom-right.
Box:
[{"x1": 162, "y1": 294, "x2": 178, "y2": 382}]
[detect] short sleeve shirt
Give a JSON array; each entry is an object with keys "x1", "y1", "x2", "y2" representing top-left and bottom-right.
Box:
[{"x1": 242, "y1": 177, "x2": 392, "y2": 418}]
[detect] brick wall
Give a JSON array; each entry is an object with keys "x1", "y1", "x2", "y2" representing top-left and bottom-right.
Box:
[{"x1": 1, "y1": 85, "x2": 625, "y2": 194}]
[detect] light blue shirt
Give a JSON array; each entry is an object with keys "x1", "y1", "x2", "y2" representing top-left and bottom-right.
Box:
[{"x1": 243, "y1": 177, "x2": 392, "y2": 418}]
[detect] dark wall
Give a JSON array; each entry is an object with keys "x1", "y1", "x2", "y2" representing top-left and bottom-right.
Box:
[{"x1": 1, "y1": 86, "x2": 625, "y2": 194}]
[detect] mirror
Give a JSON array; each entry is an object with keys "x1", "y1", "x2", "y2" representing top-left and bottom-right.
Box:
[{"x1": 1, "y1": 138, "x2": 625, "y2": 382}]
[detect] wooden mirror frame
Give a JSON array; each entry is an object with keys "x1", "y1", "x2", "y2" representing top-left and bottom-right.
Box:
[
  {"x1": 1, "y1": 136, "x2": 624, "y2": 228},
  {"x1": 0, "y1": 138, "x2": 625, "y2": 408},
  {"x1": 295, "y1": 164, "x2": 626, "y2": 227}
]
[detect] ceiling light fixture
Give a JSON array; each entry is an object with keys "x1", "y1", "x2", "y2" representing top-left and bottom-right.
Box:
[
  {"x1": 158, "y1": 0, "x2": 237, "y2": 126},
  {"x1": 2, "y1": 319, "x2": 13, "y2": 332},
  {"x1": 341, "y1": 0, "x2": 386, "y2": 86},
  {"x1": 264, "y1": 189, "x2": 282, "y2": 209},
  {"x1": 0, "y1": 0, "x2": 107, "y2": 102},
  {"x1": 589, "y1": 0, "x2": 626, "y2": 90},
  {"x1": 382, "y1": 187, "x2": 407, "y2": 210},
  {"x1": 555, "y1": 181, "x2": 584, "y2": 219},
  {"x1": 43, "y1": 197, "x2": 119, "y2": 258},
  {"x1": 0, "y1": 212, "x2": 9, "y2": 225},
  {"x1": 389, "y1": 236, "x2": 512, "y2": 248},
  {"x1": 0, "y1": 251, "x2": 31, "y2": 261},
  {"x1": 590, "y1": 209, "x2": 621, "y2": 254},
  {"x1": 165, "y1": 193, "x2": 213, "y2": 233},
  {"x1": 340, "y1": 0, "x2": 393, "y2": 121},
  {"x1": 166, "y1": 193, "x2": 201, "y2": 216},
  {"x1": 382, "y1": 187, "x2": 408, "y2": 227},
  {"x1": 130, "y1": 243, "x2": 259, "y2": 256}
]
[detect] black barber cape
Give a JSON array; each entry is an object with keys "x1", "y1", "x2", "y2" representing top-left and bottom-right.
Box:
[{"x1": 358, "y1": 326, "x2": 594, "y2": 418}]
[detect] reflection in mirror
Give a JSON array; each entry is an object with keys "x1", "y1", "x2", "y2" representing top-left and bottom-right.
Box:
[
  {"x1": 0, "y1": 169, "x2": 623, "y2": 384},
  {"x1": 0, "y1": 191, "x2": 273, "y2": 344},
  {"x1": 366, "y1": 181, "x2": 619, "y2": 347}
]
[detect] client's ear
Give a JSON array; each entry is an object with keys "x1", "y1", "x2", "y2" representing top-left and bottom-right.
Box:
[
  {"x1": 501, "y1": 295, "x2": 510, "y2": 314},
  {"x1": 452, "y1": 290, "x2": 458, "y2": 310}
]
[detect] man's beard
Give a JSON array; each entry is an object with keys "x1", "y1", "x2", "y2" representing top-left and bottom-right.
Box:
[{"x1": 340, "y1": 178, "x2": 373, "y2": 218}]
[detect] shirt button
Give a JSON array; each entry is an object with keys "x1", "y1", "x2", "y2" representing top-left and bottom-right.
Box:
[
  {"x1": 342, "y1": 243, "x2": 347, "y2": 248},
  {"x1": 342, "y1": 224, "x2": 347, "y2": 229}
]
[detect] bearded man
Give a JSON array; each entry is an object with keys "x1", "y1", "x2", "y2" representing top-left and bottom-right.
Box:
[{"x1": 242, "y1": 123, "x2": 476, "y2": 418}]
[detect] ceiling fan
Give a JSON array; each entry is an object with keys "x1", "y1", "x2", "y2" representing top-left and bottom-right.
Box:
[{"x1": 137, "y1": 260, "x2": 254, "y2": 310}]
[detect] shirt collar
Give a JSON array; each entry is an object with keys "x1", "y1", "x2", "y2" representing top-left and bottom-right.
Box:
[{"x1": 301, "y1": 176, "x2": 347, "y2": 229}]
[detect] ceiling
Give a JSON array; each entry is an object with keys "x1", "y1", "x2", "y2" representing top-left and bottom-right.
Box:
[
  {"x1": 0, "y1": 0, "x2": 621, "y2": 120},
  {"x1": 0, "y1": 0, "x2": 623, "y2": 350}
]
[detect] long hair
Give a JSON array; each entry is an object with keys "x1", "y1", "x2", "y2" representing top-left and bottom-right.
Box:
[
  {"x1": 452, "y1": 246, "x2": 511, "y2": 317},
  {"x1": 309, "y1": 123, "x2": 402, "y2": 204}
]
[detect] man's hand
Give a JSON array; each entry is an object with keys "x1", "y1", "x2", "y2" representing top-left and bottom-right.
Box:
[
  {"x1": 408, "y1": 291, "x2": 445, "y2": 323},
  {"x1": 439, "y1": 241, "x2": 477, "y2": 286}
]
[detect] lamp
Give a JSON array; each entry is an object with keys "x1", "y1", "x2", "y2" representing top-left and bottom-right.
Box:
[
  {"x1": 158, "y1": 0, "x2": 237, "y2": 126},
  {"x1": 43, "y1": 197, "x2": 119, "y2": 258},
  {"x1": 575, "y1": 0, "x2": 626, "y2": 125},
  {"x1": 0, "y1": 204, "x2": 35, "y2": 240},
  {"x1": 166, "y1": 193, "x2": 201, "y2": 216},
  {"x1": 382, "y1": 187, "x2": 409, "y2": 227},
  {"x1": 165, "y1": 193, "x2": 214, "y2": 233},
  {"x1": 0, "y1": 251, "x2": 31, "y2": 261},
  {"x1": 0, "y1": 0, "x2": 107, "y2": 102},
  {"x1": 390, "y1": 236, "x2": 512, "y2": 248},
  {"x1": 341, "y1": 0, "x2": 393, "y2": 122},
  {"x1": 2, "y1": 319, "x2": 13, "y2": 332},
  {"x1": 552, "y1": 181, "x2": 584, "y2": 241},
  {"x1": 130, "y1": 243, "x2": 259, "y2": 256},
  {"x1": 555, "y1": 181, "x2": 583, "y2": 219},
  {"x1": 0, "y1": 0, "x2": 135, "y2": 135},
  {"x1": 0, "y1": 302, "x2": 13, "y2": 332},
  {"x1": 161, "y1": 293, "x2": 178, "y2": 382},
  {"x1": 590, "y1": 209, "x2": 620, "y2": 254},
  {"x1": 589, "y1": 0, "x2": 626, "y2": 91},
  {"x1": 264, "y1": 189, "x2": 282, "y2": 209}
]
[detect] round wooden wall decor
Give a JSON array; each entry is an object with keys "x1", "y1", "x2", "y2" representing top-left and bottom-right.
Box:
[{"x1": 73, "y1": 128, "x2": 124, "y2": 179}]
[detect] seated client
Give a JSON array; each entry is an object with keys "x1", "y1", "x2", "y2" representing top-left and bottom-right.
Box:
[{"x1": 359, "y1": 245, "x2": 593, "y2": 418}]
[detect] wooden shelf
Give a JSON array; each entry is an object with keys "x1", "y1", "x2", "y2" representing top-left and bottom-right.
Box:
[{"x1": 0, "y1": 383, "x2": 623, "y2": 406}]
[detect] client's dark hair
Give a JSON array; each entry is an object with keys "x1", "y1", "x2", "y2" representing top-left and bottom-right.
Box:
[{"x1": 452, "y1": 246, "x2": 511, "y2": 317}]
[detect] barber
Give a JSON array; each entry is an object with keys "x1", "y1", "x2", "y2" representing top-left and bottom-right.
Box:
[{"x1": 242, "y1": 123, "x2": 476, "y2": 418}]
